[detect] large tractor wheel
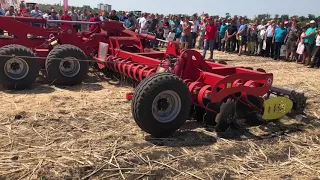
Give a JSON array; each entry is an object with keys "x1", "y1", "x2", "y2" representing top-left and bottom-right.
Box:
[
  {"x1": 215, "y1": 98, "x2": 236, "y2": 132},
  {"x1": 132, "y1": 73, "x2": 192, "y2": 138},
  {"x1": 0, "y1": 44, "x2": 40, "y2": 90},
  {"x1": 45, "y1": 44, "x2": 89, "y2": 85}
]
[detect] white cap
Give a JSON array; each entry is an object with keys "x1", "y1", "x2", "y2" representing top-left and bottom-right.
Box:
[{"x1": 310, "y1": 20, "x2": 316, "y2": 24}]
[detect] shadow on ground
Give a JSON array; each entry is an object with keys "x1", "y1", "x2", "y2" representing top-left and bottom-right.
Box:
[
  {"x1": 146, "y1": 114, "x2": 319, "y2": 148},
  {"x1": 1, "y1": 83, "x2": 56, "y2": 94}
]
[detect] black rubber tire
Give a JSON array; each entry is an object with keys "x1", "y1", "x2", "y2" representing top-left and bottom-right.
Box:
[
  {"x1": 215, "y1": 98, "x2": 236, "y2": 132},
  {"x1": 0, "y1": 44, "x2": 40, "y2": 90},
  {"x1": 131, "y1": 73, "x2": 192, "y2": 138},
  {"x1": 45, "y1": 44, "x2": 89, "y2": 85}
]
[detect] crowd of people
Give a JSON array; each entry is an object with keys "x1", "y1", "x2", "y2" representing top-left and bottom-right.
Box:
[{"x1": 0, "y1": 3, "x2": 319, "y2": 69}]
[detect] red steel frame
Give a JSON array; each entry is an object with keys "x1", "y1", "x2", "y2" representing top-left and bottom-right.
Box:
[{"x1": 0, "y1": 16, "x2": 274, "y2": 110}]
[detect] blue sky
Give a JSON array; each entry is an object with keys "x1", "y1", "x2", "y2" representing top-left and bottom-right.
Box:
[{"x1": 32, "y1": 0, "x2": 319, "y2": 18}]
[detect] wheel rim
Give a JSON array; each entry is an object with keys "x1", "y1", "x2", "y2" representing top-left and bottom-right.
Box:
[
  {"x1": 59, "y1": 57, "x2": 80, "y2": 77},
  {"x1": 4, "y1": 57, "x2": 29, "y2": 80},
  {"x1": 152, "y1": 90, "x2": 181, "y2": 123}
]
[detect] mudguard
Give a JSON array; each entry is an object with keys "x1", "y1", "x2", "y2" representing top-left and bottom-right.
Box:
[{"x1": 262, "y1": 97, "x2": 293, "y2": 120}]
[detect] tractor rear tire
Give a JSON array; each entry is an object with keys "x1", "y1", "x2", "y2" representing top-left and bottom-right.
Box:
[
  {"x1": 132, "y1": 73, "x2": 192, "y2": 138},
  {"x1": 46, "y1": 44, "x2": 89, "y2": 85},
  {"x1": 0, "y1": 44, "x2": 40, "y2": 90},
  {"x1": 215, "y1": 98, "x2": 236, "y2": 132}
]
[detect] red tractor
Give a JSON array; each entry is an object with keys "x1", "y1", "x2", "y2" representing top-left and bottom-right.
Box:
[{"x1": 0, "y1": 16, "x2": 307, "y2": 137}]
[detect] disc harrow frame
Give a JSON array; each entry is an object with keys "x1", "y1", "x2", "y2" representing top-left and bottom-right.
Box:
[{"x1": 0, "y1": 16, "x2": 307, "y2": 137}]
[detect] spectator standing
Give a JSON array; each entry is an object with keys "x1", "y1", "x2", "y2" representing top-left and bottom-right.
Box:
[
  {"x1": 257, "y1": 19, "x2": 266, "y2": 55},
  {"x1": 226, "y1": 20, "x2": 237, "y2": 52},
  {"x1": 202, "y1": 17, "x2": 218, "y2": 60},
  {"x1": 100, "y1": 11, "x2": 108, "y2": 21},
  {"x1": 265, "y1": 21, "x2": 275, "y2": 58},
  {"x1": 30, "y1": 5, "x2": 42, "y2": 27},
  {"x1": 120, "y1": 12, "x2": 128, "y2": 22},
  {"x1": 190, "y1": 15, "x2": 200, "y2": 48},
  {"x1": 60, "y1": 10, "x2": 72, "y2": 28},
  {"x1": 273, "y1": 22, "x2": 288, "y2": 60},
  {"x1": 285, "y1": 20, "x2": 300, "y2": 61},
  {"x1": 69, "y1": 7, "x2": 79, "y2": 32},
  {"x1": 21, "y1": 8, "x2": 30, "y2": 17},
  {"x1": 47, "y1": 11, "x2": 59, "y2": 28},
  {"x1": 57, "y1": 10, "x2": 63, "y2": 20},
  {"x1": 109, "y1": 10, "x2": 119, "y2": 21},
  {"x1": 247, "y1": 23, "x2": 258, "y2": 55},
  {"x1": 308, "y1": 29, "x2": 320, "y2": 68},
  {"x1": 219, "y1": 19, "x2": 228, "y2": 51},
  {"x1": 89, "y1": 13, "x2": 101, "y2": 32},
  {"x1": 198, "y1": 20, "x2": 207, "y2": 49},
  {"x1": 42, "y1": 10, "x2": 49, "y2": 20},
  {"x1": 148, "y1": 14, "x2": 158, "y2": 34},
  {"x1": 30, "y1": 4, "x2": 42, "y2": 17},
  {"x1": 0, "y1": 4, "x2": 4, "y2": 15},
  {"x1": 5, "y1": 6, "x2": 16, "y2": 16},
  {"x1": 138, "y1": 13, "x2": 149, "y2": 34},
  {"x1": 237, "y1": 19, "x2": 248, "y2": 56},
  {"x1": 80, "y1": 9, "x2": 90, "y2": 31},
  {"x1": 181, "y1": 17, "x2": 192, "y2": 50},
  {"x1": 124, "y1": 13, "x2": 136, "y2": 31},
  {"x1": 161, "y1": 17, "x2": 170, "y2": 44},
  {"x1": 0, "y1": 4, "x2": 4, "y2": 35},
  {"x1": 302, "y1": 20, "x2": 317, "y2": 65}
]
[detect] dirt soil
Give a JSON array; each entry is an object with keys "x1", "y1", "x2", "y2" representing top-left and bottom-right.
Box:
[{"x1": 0, "y1": 51, "x2": 319, "y2": 180}]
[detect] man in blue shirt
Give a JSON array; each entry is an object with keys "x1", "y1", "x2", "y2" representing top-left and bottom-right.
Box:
[
  {"x1": 123, "y1": 13, "x2": 136, "y2": 31},
  {"x1": 303, "y1": 20, "x2": 317, "y2": 65},
  {"x1": 120, "y1": 12, "x2": 128, "y2": 22},
  {"x1": 219, "y1": 19, "x2": 228, "y2": 51},
  {"x1": 273, "y1": 22, "x2": 288, "y2": 60},
  {"x1": 236, "y1": 19, "x2": 248, "y2": 55}
]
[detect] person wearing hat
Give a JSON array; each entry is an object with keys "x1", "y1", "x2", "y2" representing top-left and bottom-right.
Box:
[
  {"x1": 308, "y1": 29, "x2": 320, "y2": 68},
  {"x1": 302, "y1": 20, "x2": 317, "y2": 65}
]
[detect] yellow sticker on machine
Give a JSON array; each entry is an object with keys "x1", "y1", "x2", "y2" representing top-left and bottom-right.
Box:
[{"x1": 262, "y1": 97, "x2": 293, "y2": 120}]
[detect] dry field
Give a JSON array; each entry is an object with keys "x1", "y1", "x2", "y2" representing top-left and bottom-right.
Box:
[{"x1": 0, "y1": 51, "x2": 319, "y2": 180}]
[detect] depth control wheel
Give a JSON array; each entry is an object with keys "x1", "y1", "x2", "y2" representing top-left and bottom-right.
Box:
[
  {"x1": 0, "y1": 44, "x2": 40, "y2": 90},
  {"x1": 132, "y1": 73, "x2": 192, "y2": 137}
]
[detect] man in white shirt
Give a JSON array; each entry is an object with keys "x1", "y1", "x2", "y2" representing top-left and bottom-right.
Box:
[
  {"x1": 139, "y1": 13, "x2": 149, "y2": 34},
  {"x1": 190, "y1": 15, "x2": 200, "y2": 48},
  {"x1": 264, "y1": 20, "x2": 275, "y2": 57},
  {"x1": 257, "y1": 19, "x2": 266, "y2": 55}
]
